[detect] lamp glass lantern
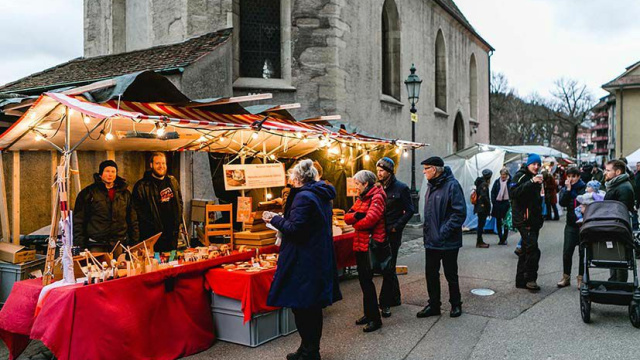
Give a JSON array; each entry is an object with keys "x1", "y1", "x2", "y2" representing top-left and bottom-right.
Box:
[{"x1": 404, "y1": 63, "x2": 423, "y2": 108}]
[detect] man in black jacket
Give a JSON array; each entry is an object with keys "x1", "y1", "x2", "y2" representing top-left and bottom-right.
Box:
[
  {"x1": 510, "y1": 153, "x2": 544, "y2": 292},
  {"x1": 556, "y1": 167, "x2": 586, "y2": 288},
  {"x1": 604, "y1": 159, "x2": 636, "y2": 282},
  {"x1": 474, "y1": 169, "x2": 492, "y2": 248},
  {"x1": 73, "y1": 160, "x2": 139, "y2": 251},
  {"x1": 376, "y1": 157, "x2": 415, "y2": 318},
  {"x1": 133, "y1": 152, "x2": 184, "y2": 252}
]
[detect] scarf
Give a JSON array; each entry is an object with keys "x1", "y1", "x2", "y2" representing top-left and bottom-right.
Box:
[
  {"x1": 497, "y1": 178, "x2": 509, "y2": 201},
  {"x1": 605, "y1": 173, "x2": 629, "y2": 191}
]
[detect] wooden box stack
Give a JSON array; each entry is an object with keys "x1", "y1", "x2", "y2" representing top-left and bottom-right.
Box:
[
  {"x1": 332, "y1": 209, "x2": 354, "y2": 235},
  {"x1": 234, "y1": 230, "x2": 277, "y2": 248}
]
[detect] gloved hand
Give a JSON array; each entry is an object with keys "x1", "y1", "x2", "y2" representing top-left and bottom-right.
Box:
[{"x1": 354, "y1": 212, "x2": 366, "y2": 220}]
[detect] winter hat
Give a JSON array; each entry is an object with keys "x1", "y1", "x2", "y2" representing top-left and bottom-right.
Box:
[
  {"x1": 482, "y1": 169, "x2": 493, "y2": 179},
  {"x1": 99, "y1": 160, "x2": 118, "y2": 175},
  {"x1": 526, "y1": 153, "x2": 542, "y2": 166},
  {"x1": 376, "y1": 157, "x2": 395, "y2": 173},
  {"x1": 421, "y1": 156, "x2": 444, "y2": 167},
  {"x1": 586, "y1": 180, "x2": 601, "y2": 192}
]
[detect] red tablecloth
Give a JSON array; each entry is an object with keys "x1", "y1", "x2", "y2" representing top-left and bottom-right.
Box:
[
  {"x1": 0, "y1": 247, "x2": 278, "y2": 360},
  {"x1": 333, "y1": 232, "x2": 356, "y2": 268},
  {"x1": 205, "y1": 267, "x2": 278, "y2": 323}
]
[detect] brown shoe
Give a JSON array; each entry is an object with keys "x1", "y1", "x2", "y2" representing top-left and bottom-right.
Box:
[
  {"x1": 476, "y1": 242, "x2": 490, "y2": 248},
  {"x1": 526, "y1": 281, "x2": 541, "y2": 292},
  {"x1": 576, "y1": 275, "x2": 583, "y2": 288},
  {"x1": 557, "y1": 274, "x2": 570, "y2": 288}
]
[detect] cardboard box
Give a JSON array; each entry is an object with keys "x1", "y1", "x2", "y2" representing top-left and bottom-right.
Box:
[
  {"x1": 235, "y1": 230, "x2": 277, "y2": 240},
  {"x1": 191, "y1": 199, "x2": 218, "y2": 223},
  {"x1": 0, "y1": 242, "x2": 36, "y2": 264}
]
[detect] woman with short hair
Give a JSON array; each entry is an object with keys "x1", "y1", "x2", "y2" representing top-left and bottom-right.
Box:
[
  {"x1": 345, "y1": 170, "x2": 387, "y2": 333},
  {"x1": 265, "y1": 159, "x2": 341, "y2": 360}
]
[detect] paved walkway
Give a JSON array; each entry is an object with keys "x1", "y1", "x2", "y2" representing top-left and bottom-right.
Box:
[{"x1": 6, "y1": 218, "x2": 640, "y2": 359}]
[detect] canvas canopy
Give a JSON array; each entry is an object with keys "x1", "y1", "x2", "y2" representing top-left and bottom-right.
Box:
[{"x1": 0, "y1": 92, "x2": 425, "y2": 159}]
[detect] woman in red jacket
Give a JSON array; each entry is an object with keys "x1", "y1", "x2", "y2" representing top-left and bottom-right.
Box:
[{"x1": 345, "y1": 170, "x2": 386, "y2": 333}]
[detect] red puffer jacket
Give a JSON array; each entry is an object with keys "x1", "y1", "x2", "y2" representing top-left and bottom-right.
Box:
[{"x1": 345, "y1": 185, "x2": 387, "y2": 252}]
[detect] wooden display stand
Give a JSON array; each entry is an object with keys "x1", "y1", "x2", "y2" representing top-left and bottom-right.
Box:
[{"x1": 205, "y1": 204, "x2": 234, "y2": 248}]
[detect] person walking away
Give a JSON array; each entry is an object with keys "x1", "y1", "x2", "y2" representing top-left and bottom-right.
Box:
[
  {"x1": 543, "y1": 171, "x2": 559, "y2": 221},
  {"x1": 510, "y1": 153, "x2": 544, "y2": 292},
  {"x1": 264, "y1": 159, "x2": 341, "y2": 360},
  {"x1": 604, "y1": 160, "x2": 636, "y2": 282},
  {"x1": 376, "y1": 157, "x2": 414, "y2": 318},
  {"x1": 635, "y1": 162, "x2": 640, "y2": 210},
  {"x1": 474, "y1": 169, "x2": 492, "y2": 248},
  {"x1": 417, "y1": 157, "x2": 467, "y2": 318},
  {"x1": 620, "y1": 157, "x2": 639, "y2": 230},
  {"x1": 580, "y1": 163, "x2": 593, "y2": 184},
  {"x1": 345, "y1": 170, "x2": 386, "y2": 333},
  {"x1": 73, "y1": 160, "x2": 139, "y2": 251},
  {"x1": 491, "y1": 168, "x2": 511, "y2": 245},
  {"x1": 556, "y1": 167, "x2": 586, "y2": 288},
  {"x1": 132, "y1": 152, "x2": 184, "y2": 252}
]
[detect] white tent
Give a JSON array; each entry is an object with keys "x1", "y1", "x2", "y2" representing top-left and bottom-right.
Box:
[
  {"x1": 625, "y1": 147, "x2": 640, "y2": 169},
  {"x1": 418, "y1": 143, "x2": 569, "y2": 230}
]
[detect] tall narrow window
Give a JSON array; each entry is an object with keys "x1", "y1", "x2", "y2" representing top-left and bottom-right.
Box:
[
  {"x1": 435, "y1": 29, "x2": 447, "y2": 111},
  {"x1": 469, "y1": 54, "x2": 478, "y2": 119},
  {"x1": 382, "y1": 0, "x2": 400, "y2": 99},
  {"x1": 240, "y1": 0, "x2": 281, "y2": 79},
  {"x1": 453, "y1": 113, "x2": 465, "y2": 151}
]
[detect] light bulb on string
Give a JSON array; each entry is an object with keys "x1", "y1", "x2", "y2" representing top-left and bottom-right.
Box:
[
  {"x1": 105, "y1": 132, "x2": 114, "y2": 141},
  {"x1": 269, "y1": 154, "x2": 276, "y2": 161},
  {"x1": 395, "y1": 146, "x2": 402, "y2": 154},
  {"x1": 252, "y1": 132, "x2": 259, "y2": 139},
  {"x1": 156, "y1": 122, "x2": 166, "y2": 137},
  {"x1": 198, "y1": 136, "x2": 206, "y2": 143},
  {"x1": 339, "y1": 157, "x2": 345, "y2": 164},
  {"x1": 403, "y1": 149, "x2": 409, "y2": 158},
  {"x1": 341, "y1": 143, "x2": 346, "y2": 148},
  {"x1": 357, "y1": 144, "x2": 363, "y2": 150},
  {"x1": 34, "y1": 133, "x2": 43, "y2": 141},
  {"x1": 295, "y1": 132, "x2": 303, "y2": 139},
  {"x1": 302, "y1": 137, "x2": 308, "y2": 143},
  {"x1": 266, "y1": 193, "x2": 273, "y2": 200},
  {"x1": 364, "y1": 152, "x2": 371, "y2": 161},
  {"x1": 219, "y1": 135, "x2": 226, "y2": 142}
]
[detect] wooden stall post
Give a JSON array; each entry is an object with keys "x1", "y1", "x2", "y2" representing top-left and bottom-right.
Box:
[
  {"x1": 11, "y1": 151, "x2": 19, "y2": 245},
  {"x1": 0, "y1": 152, "x2": 10, "y2": 242}
]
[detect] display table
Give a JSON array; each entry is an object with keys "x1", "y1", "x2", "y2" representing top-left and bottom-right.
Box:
[
  {"x1": 205, "y1": 267, "x2": 277, "y2": 323},
  {"x1": 0, "y1": 248, "x2": 276, "y2": 360},
  {"x1": 333, "y1": 232, "x2": 356, "y2": 268}
]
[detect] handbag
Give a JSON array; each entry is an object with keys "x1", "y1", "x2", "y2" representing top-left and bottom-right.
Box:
[{"x1": 369, "y1": 237, "x2": 392, "y2": 275}]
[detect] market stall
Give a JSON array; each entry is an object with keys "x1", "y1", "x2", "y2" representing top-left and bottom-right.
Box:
[{"x1": 0, "y1": 79, "x2": 426, "y2": 359}]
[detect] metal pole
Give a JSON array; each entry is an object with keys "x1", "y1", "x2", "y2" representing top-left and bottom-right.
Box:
[{"x1": 409, "y1": 103, "x2": 420, "y2": 223}]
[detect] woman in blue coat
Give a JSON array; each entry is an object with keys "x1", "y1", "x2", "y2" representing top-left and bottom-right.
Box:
[{"x1": 265, "y1": 159, "x2": 341, "y2": 360}]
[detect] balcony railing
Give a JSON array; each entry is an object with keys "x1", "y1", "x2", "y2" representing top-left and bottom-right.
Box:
[
  {"x1": 591, "y1": 136, "x2": 609, "y2": 142},
  {"x1": 593, "y1": 148, "x2": 609, "y2": 155},
  {"x1": 593, "y1": 123, "x2": 609, "y2": 130}
]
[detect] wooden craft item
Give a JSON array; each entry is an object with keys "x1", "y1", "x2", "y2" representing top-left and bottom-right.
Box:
[
  {"x1": 234, "y1": 230, "x2": 277, "y2": 240},
  {"x1": 234, "y1": 238, "x2": 276, "y2": 246}
]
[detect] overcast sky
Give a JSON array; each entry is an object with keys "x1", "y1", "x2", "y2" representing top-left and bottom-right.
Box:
[{"x1": 1, "y1": 0, "x2": 639, "y2": 100}]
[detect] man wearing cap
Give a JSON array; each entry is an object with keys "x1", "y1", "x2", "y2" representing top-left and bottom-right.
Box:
[
  {"x1": 417, "y1": 156, "x2": 466, "y2": 319},
  {"x1": 376, "y1": 157, "x2": 414, "y2": 318},
  {"x1": 510, "y1": 153, "x2": 544, "y2": 292},
  {"x1": 474, "y1": 169, "x2": 493, "y2": 248},
  {"x1": 133, "y1": 152, "x2": 184, "y2": 252},
  {"x1": 73, "y1": 160, "x2": 139, "y2": 251}
]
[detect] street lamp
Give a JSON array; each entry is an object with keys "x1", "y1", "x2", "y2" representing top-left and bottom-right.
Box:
[{"x1": 404, "y1": 64, "x2": 422, "y2": 222}]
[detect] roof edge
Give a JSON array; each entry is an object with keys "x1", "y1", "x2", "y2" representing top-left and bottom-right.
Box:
[{"x1": 433, "y1": 0, "x2": 494, "y2": 52}]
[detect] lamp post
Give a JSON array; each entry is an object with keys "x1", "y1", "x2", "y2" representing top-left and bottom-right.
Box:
[{"x1": 404, "y1": 64, "x2": 422, "y2": 222}]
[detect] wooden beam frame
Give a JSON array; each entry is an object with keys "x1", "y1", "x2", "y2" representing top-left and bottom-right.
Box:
[
  {"x1": 187, "y1": 93, "x2": 273, "y2": 108},
  {"x1": 300, "y1": 115, "x2": 342, "y2": 123},
  {"x1": 60, "y1": 79, "x2": 117, "y2": 95},
  {"x1": 0, "y1": 152, "x2": 9, "y2": 242},
  {"x1": 11, "y1": 151, "x2": 19, "y2": 245},
  {"x1": 262, "y1": 103, "x2": 300, "y2": 112}
]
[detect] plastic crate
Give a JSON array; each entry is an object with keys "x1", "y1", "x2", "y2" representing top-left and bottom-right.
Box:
[
  {"x1": 211, "y1": 293, "x2": 281, "y2": 347},
  {"x1": 0, "y1": 254, "x2": 45, "y2": 307},
  {"x1": 280, "y1": 307, "x2": 297, "y2": 336}
]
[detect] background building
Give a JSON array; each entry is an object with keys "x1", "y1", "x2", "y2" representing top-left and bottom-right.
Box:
[{"x1": 603, "y1": 61, "x2": 640, "y2": 158}]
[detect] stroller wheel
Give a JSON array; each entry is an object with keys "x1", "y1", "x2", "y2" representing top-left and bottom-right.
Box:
[
  {"x1": 580, "y1": 295, "x2": 591, "y2": 323},
  {"x1": 629, "y1": 302, "x2": 640, "y2": 328}
]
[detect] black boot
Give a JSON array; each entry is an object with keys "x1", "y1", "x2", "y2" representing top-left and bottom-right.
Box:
[
  {"x1": 381, "y1": 307, "x2": 391, "y2": 318},
  {"x1": 363, "y1": 320, "x2": 382, "y2": 333},
  {"x1": 287, "y1": 345, "x2": 305, "y2": 360},
  {"x1": 355, "y1": 315, "x2": 369, "y2": 325},
  {"x1": 416, "y1": 305, "x2": 441, "y2": 318},
  {"x1": 450, "y1": 304, "x2": 462, "y2": 318}
]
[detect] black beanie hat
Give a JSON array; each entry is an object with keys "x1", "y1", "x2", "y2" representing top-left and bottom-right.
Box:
[{"x1": 99, "y1": 160, "x2": 118, "y2": 175}]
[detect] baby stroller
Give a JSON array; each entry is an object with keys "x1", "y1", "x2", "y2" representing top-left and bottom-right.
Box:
[{"x1": 579, "y1": 200, "x2": 640, "y2": 327}]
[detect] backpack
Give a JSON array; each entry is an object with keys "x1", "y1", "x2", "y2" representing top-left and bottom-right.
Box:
[{"x1": 470, "y1": 189, "x2": 477, "y2": 205}]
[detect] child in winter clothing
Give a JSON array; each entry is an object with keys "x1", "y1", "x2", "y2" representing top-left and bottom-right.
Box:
[{"x1": 575, "y1": 180, "x2": 606, "y2": 224}]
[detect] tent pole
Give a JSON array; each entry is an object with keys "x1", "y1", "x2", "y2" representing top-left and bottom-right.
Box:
[
  {"x1": 11, "y1": 151, "x2": 19, "y2": 245},
  {"x1": 71, "y1": 151, "x2": 81, "y2": 199},
  {"x1": 263, "y1": 143, "x2": 268, "y2": 201},
  {"x1": 0, "y1": 152, "x2": 9, "y2": 242}
]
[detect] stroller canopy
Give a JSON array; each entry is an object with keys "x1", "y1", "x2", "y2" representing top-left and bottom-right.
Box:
[{"x1": 580, "y1": 200, "x2": 633, "y2": 245}]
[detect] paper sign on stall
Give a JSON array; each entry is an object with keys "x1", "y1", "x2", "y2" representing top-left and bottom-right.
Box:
[
  {"x1": 223, "y1": 163, "x2": 286, "y2": 191},
  {"x1": 346, "y1": 177, "x2": 359, "y2": 197},
  {"x1": 237, "y1": 197, "x2": 253, "y2": 223}
]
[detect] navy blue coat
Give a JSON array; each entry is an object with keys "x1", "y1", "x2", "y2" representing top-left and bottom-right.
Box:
[
  {"x1": 267, "y1": 181, "x2": 342, "y2": 309},
  {"x1": 558, "y1": 179, "x2": 586, "y2": 227},
  {"x1": 382, "y1": 175, "x2": 415, "y2": 233},
  {"x1": 423, "y1": 167, "x2": 467, "y2": 250}
]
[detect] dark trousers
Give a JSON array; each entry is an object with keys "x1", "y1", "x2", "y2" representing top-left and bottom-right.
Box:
[
  {"x1": 355, "y1": 251, "x2": 381, "y2": 322},
  {"x1": 496, "y1": 217, "x2": 509, "y2": 243},
  {"x1": 545, "y1": 200, "x2": 559, "y2": 220},
  {"x1": 477, "y1": 213, "x2": 488, "y2": 243},
  {"x1": 424, "y1": 248, "x2": 461, "y2": 308},
  {"x1": 516, "y1": 227, "x2": 541, "y2": 284},
  {"x1": 562, "y1": 225, "x2": 584, "y2": 276},
  {"x1": 379, "y1": 231, "x2": 402, "y2": 307},
  {"x1": 292, "y1": 306, "x2": 323, "y2": 352}
]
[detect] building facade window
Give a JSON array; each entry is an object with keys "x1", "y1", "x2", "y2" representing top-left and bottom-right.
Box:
[
  {"x1": 453, "y1": 113, "x2": 465, "y2": 151},
  {"x1": 240, "y1": 0, "x2": 281, "y2": 79},
  {"x1": 381, "y1": 0, "x2": 400, "y2": 100},
  {"x1": 469, "y1": 53, "x2": 478, "y2": 120},
  {"x1": 435, "y1": 29, "x2": 447, "y2": 111}
]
